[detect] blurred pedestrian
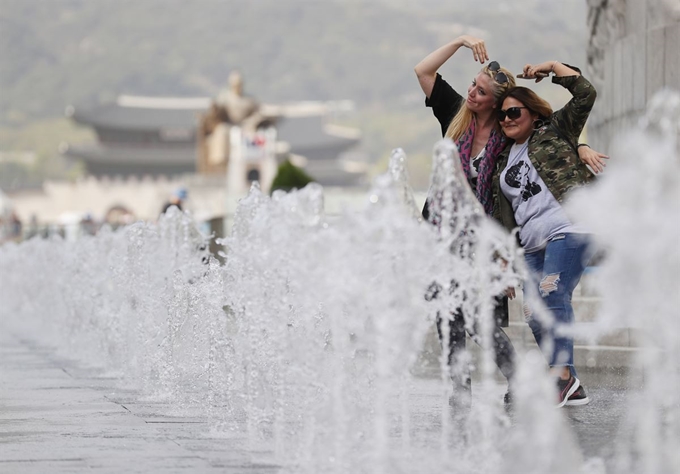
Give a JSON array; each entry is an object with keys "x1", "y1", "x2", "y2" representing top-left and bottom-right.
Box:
[
  {"x1": 80, "y1": 213, "x2": 98, "y2": 236},
  {"x1": 9, "y1": 212, "x2": 22, "y2": 242},
  {"x1": 161, "y1": 187, "x2": 188, "y2": 215}
]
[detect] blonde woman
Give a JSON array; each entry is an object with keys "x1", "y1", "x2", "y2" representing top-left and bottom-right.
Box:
[{"x1": 415, "y1": 35, "x2": 518, "y2": 408}]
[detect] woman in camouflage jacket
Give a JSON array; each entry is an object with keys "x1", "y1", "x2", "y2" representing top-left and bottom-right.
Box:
[{"x1": 492, "y1": 61, "x2": 601, "y2": 407}]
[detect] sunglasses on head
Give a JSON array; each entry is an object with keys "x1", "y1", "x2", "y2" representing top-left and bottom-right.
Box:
[
  {"x1": 487, "y1": 61, "x2": 509, "y2": 85},
  {"x1": 497, "y1": 106, "x2": 528, "y2": 121}
]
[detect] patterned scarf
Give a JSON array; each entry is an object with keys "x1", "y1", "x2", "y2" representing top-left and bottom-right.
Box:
[{"x1": 456, "y1": 119, "x2": 507, "y2": 216}]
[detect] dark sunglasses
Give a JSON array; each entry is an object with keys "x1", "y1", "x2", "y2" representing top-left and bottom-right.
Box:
[
  {"x1": 497, "y1": 106, "x2": 528, "y2": 121},
  {"x1": 487, "y1": 60, "x2": 509, "y2": 85}
]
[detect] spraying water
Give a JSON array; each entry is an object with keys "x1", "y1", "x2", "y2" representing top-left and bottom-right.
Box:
[
  {"x1": 1, "y1": 91, "x2": 679, "y2": 473},
  {"x1": 567, "y1": 89, "x2": 680, "y2": 474}
]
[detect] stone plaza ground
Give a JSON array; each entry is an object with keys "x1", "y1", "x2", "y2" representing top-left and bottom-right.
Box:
[{"x1": 1, "y1": 324, "x2": 639, "y2": 474}]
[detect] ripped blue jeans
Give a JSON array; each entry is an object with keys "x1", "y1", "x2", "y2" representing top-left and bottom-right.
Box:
[{"x1": 523, "y1": 233, "x2": 595, "y2": 369}]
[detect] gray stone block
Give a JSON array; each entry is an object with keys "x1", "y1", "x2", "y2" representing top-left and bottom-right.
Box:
[
  {"x1": 590, "y1": 122, "x2": 609, "y2": 154},
  {"x1": 572, "y1": 322, "x2": 631, "y2": 347},
  {"x1": 508, "y1": 293, "x2": 524, "y2": 323},
  {"x1": 589, "y1": 0, "x2": 680, "y2": 150},
  {"x1": 646, "y1": 27, "x2": 667, "y2": 99},
  {"x1": 626, "y1": 0, "x2": 649, "y2": 36},
  {"x1": 613, "y1": 40, "x2": 624, "y2": 117},
  {"x1": 648, "y1": 0, "x2": 678, "y2": 29},
  {"x1": 460, "y1": 338, "x2": 639, "y2": 372},
  {"x1": 575, "y1": 344, "x2": 638, "y2": 370},
  {"x1": 509, "y1": 286, "x2": 601, "y2": 322},
  {"x1": 509, "y1": 293, "x2": 602, "y2": 324},
  {"x1": 418, "y1": 319, "x2": 643, "y2": 372},
  {"x1": 573, "y1": 296, "x2": 602, "y2": 322},
  {"x1": 664, "y1": 24, "x2": 680, "y2": 89},
  {"x1": 577, "y1": 269, "x2": 602, "y2": 297},
  {"x1": 620, "y1": 36, "x2": 635, "y2": 115},
  {"x1": 628, "y1": 326, "x2": 651, "y2": 348},
  {"x1": 632, "y1": 32, "x2": 647, "y2": 110},
  {"x1": 605, "y1": 47, "x2": 615, "y2": 121}
]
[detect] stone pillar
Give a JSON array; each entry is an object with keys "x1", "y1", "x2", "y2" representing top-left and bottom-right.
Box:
[
  {"x1": 586, "y1": 0, "x2": 680, "y2": 152},
  {"x1": 258, "y1": 127, "x2": 279, "y2": 194},
  {"x1": 226, "y1": 126, "x2": 246, "y2": 196}
]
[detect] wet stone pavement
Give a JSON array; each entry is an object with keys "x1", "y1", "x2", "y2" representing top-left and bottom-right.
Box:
[{"x1": 0, "y1": 329, "x2": 638, "y2": 473}]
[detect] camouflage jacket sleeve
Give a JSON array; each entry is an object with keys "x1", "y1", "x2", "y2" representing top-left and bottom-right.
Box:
[
  {"x1": 551, "y1": 74, "x2": 597, "y2": 145},
  {"x1": 525, "y1": 74, "x2": 597, "y2": 204}
]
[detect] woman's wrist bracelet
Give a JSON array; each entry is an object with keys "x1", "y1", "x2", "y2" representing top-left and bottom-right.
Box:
[
  {"x1": 577, "y1": 143, "x2": 590, "y2": 148},
  {"x1": 551, "y1": 60, "x2": 558, "y2": 73}
]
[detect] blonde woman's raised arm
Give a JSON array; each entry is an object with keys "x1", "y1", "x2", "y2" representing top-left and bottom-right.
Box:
[{"x1": 415, "y1": 36, "x2": 489, "y2": 98}]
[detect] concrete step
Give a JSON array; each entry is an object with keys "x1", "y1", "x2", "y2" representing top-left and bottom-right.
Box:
[
  {"x1": 415, "y1": 343, "x2": 638, "y2": 378},
  {"x1": 505, "y1": 321, "x2": 642, "y2": 348},
  {"x1": 415, "y1": 268, "x2": 639, "y2": 373},
  {"x1": 509, "y1": 293, "x2": 602, "y2": 323},
  {"x1": 417, "y1": 320, "x2": 644, "y2": 373},
  {"x1": 507, "y1": 267, "x2": 603, "y2": 323},
  {"x1": 503, "y1": 321, "x2": 641, "y2": 370}
]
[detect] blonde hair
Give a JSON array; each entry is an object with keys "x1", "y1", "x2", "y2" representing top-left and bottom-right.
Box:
[{"x1": 445, "y1": 64, "x2": 516, "y2": 141}]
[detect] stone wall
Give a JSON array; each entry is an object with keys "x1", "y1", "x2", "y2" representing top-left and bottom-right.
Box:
[
  {"x1": 8, "y1": 174, "x2": 227, "y2": 225},
  {"x1": 586, "y1": 0, "x2": 680, "y2": 152}
]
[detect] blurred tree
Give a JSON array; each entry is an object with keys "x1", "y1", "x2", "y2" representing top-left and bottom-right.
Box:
[{"x1": 270, "y1": 159, "x2": 315, "y2": 194}]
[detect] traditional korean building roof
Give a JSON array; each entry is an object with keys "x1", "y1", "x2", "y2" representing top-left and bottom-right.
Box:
[
  {"x1": 63, "y1": 143, "x2": 197, "y2": 177},
  {"x1": 64, "y1": 143, "x2": 196, "y2": 165},
  {"x1": 64, "y1": 95, "x2": 364, "y2": 185},
  {"x1": 68, "y1": 97, "x2": 359, "y2": 155},
  {"x1": 70, "y1": 96, "x2": 209, "y2": 132}
]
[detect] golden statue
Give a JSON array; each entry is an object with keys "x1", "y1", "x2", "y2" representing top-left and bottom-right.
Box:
[{"x1": 198, "y1": 71, "x2": 266, "y2": 174}]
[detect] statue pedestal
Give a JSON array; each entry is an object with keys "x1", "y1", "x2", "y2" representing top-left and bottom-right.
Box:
[{"x1": 226, "y1": 126, "x2": 278, "y2": 196}]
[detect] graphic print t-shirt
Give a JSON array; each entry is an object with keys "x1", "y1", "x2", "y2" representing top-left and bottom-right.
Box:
[
  {"x1": 468, "y1": 146, "x2": 485, "y2": 187},
  {"x1": 469, "y1": 147, "x2": 485, "y2": 179},
  {"x1": 500, "y1": 142, "x2": 583, "y2": 252}
]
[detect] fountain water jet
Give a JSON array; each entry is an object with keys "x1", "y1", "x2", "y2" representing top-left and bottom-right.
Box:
[
  {"x1": 568, "y1": 89, "x2": 680, "y2": 474},
  {"x1": 2, "y1": 91, "x2": 679, "y2": 472}
]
